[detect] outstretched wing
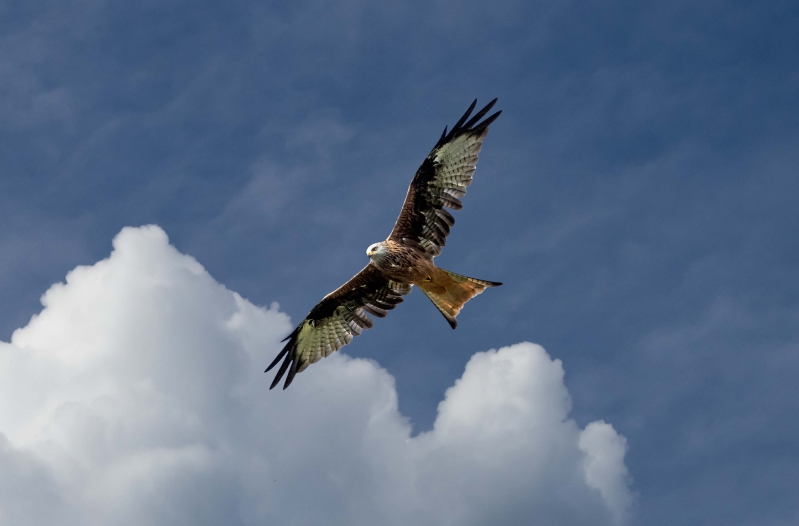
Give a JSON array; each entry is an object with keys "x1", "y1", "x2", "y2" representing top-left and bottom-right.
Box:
[
  {"x1": 265, "y1": 263, "x2": 412, "y2": 390},
  {"x1": 389, "y1": 99, "x2": 501, "y2": 257}
]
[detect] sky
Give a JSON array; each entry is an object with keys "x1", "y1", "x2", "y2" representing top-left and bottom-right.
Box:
[{"x1": 1, "y1": 0, "x2": 797, "y2": 524}]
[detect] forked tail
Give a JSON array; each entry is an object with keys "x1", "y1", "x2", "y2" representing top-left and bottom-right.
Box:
[{"x1": 417, "y1": 267, "x2": 502, "y2": 329}]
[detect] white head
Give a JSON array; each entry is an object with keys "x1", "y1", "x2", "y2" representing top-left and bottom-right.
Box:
[{"x1": 366, "y1": 242, "x2": 387, "y2": 260}]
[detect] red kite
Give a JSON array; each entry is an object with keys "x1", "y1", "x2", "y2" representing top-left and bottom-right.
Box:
[{"x1": 267, "y1": 99, "x2": 502, "y2": 389}]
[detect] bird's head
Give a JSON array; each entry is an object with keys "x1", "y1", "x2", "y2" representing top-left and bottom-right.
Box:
[{"x1": 366, "y1": 242, "x2": 386, "y2": 260}]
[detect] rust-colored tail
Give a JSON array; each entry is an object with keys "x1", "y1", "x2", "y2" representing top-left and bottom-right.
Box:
[{"x1": 417, "y1": 267, "x2": 502, "y2": 329}]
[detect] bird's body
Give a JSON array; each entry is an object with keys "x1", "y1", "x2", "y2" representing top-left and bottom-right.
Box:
[
  {"x1": 367, "y1": 239, "x2": 499, "y2": 327},
  {"x1": 367, "y1": 240, "x2": 430, "y2": 283},
  {"x1": 266, "y1": 99, "x2": 503, "y2": 389}
]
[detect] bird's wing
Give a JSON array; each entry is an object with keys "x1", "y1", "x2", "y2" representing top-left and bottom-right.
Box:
[
  {"x1": 265, "y1": 263, "x2": 412, "y2": 390},
  {"x1": 388, "y1": 99, "x2": 501, "y2": 258}
]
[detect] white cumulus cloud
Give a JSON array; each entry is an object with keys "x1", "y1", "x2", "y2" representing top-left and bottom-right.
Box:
[{"x1": 0, "y1": 225, "x2": 632, "y2": 525}]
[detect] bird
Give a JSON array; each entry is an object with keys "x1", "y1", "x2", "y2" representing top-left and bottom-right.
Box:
[{"x1": 266, "y1": 99, "x2": 502, "y2": 389}]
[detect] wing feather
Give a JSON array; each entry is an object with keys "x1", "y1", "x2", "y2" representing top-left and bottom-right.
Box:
[
  {"x1": 389, "y1": 99, "x2": 501, "y2": 257},
  {"x1": 266, "y1": 263, "x2": 411, "y2": 389}
]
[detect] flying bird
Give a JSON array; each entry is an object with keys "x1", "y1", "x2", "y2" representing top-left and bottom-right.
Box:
[{"x1": 266, "y1": 99, "x2": 502, "y2": 389}]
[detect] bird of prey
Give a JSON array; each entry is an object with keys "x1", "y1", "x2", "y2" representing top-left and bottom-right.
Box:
[{"x1": 266, "y1": 99, "x2": 502, "y2": 389}]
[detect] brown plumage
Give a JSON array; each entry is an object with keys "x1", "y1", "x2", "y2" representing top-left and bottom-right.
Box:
[
  {"x1": 417, "y1": 268, "x2": 501, "y2": 329},
  {"x1": 266, "y1": 99, "x2": 502, "y2": 389}
]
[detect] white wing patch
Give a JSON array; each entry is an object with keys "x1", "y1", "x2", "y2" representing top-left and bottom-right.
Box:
[
  {"x1": 293, "y1": 281, "x2": 411, "y2": 372},
  {"x1": 431, "y1": 129, "x2": 486, "y2": 197},
  {"x1": 295, "y1": 307, "x2": 361, "y2": 371},
  {"x1": 419, "y1": 130, "x2": 487, "y2": 257}
]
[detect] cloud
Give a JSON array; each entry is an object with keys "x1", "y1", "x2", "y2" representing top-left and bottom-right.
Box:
[{"x1": 0, "y1": 225, "x2": 631, "y2": 525}]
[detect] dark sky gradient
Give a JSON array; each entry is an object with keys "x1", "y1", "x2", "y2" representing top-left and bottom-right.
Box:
[{"x1": 2, "y1": 1, "x2": 798, "y2": 524}]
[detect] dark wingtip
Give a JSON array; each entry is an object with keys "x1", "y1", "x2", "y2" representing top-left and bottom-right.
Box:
[
  {"x1": 283, "y1": 355, "x2": 300, "y2": 389},
  {"x1": 269, "y1": 368, "x2": 284, "y2": 389},
  {"x1": 486, "y1": 109, "x2": 502, "y2": 122},
  {"x1": 474, "y1": 110, "x2": 501, "y2": 132},
  {"x1": 448, "y1": 318, "x2": 458, "y2": 329},
  {"x1": 436, "y1": 99, "x2": 500, "y2": 148},
  {"x1": 268, "y1": 326, "x2": 301, "y2": 374},
  {"x1": 269, "y1": 344, "x2": 294, "y2": 389},
  {"x1": 464, "y1": 98, "x2": 498, "y2": 129},
  {"x1": 452, "y1": 99, "x2": 478, "y2": 132},
  {"x1": 265, "y1": 352, "x2": 283, "y2": 373}
]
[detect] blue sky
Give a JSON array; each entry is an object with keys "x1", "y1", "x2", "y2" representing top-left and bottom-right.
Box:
[{"x1": 1, "y1": 0, "x2": 798, "y2": 524}]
